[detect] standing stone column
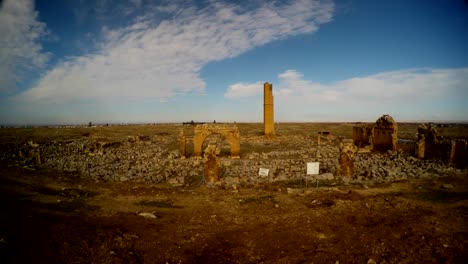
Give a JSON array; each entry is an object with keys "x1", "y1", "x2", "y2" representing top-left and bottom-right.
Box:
[
  {"x1": 264, "y1": 82, "x2": 275, "y2": 137},
  {"x1": 179, "y1": 129, "x2": 186, "y2": 159}
]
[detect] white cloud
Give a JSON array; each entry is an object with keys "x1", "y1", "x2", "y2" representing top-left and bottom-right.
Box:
[
  {"x1": 225, "y1": 82, "x2": 264, "y2": 99},
  {"x1": 0, "y1": 0, "x2": 49, "y2": 93},
  {"x1": 17, "y1": 0, "x2": 334, "y2": 103},
  {"x1": 273, "y1": 68, "x2": 468, "y2": 103},
  {"x1": 227, "y1": 68, "x2": 468, "y2": 121}
]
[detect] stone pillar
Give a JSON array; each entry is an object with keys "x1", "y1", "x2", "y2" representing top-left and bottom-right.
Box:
[
  {"x1": 338, "y1": 140, "x2": 357, "y2": 178},
  {"x1": 448, "y1": 140, "x2": 456, "y2": 164},
  {"x1": 416, "y1": 136, "x2": 425, "y2": 159},
  {"x1": 179, "y1": 129, "x2": 186, "y2": 159},
  {"x1": 264, "y1": 82, "x2": 275, "y2": 137},
  {"x1": 204, "y1": 144, "x2": 220, "y2": 183}
]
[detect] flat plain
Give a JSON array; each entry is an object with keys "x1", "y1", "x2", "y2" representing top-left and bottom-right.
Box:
[{"x1": 0, "y1": 123, "x2": 467, "y2": 263}]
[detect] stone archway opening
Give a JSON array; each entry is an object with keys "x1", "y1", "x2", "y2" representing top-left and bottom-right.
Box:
[
  {"x1": 180, "y1": 124, "x2": 240, "y2": 159},
  {"x1": 201, "y1": 133, "x2": 231, "y2": 157}
]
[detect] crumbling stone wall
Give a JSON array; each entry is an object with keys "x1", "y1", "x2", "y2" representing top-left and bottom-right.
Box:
[
  {"x1": 416, "y1": 124, "x2": 468, "y2": 168},
  {"x1": 353, "y1": 115, "x2": 398, "y2": 152},
  {"x1": 352, "y1": 125, "x2": 373, "y2": 148}
]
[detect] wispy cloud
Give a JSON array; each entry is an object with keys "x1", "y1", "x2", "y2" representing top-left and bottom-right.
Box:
[
  {"x1": 17, "y1": 0, "x2": 334, "y2": 103},
  {"x1": 0, "y1": 0, "x2": 49, "y2": 93},
  {"x1": 226, "y1": 68, "x2": 468, "y2": 121}
]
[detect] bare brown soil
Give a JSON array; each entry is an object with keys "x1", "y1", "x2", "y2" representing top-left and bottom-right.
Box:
[{"x1": 0, "y1": 164, "x2": 466, "y2": 264}]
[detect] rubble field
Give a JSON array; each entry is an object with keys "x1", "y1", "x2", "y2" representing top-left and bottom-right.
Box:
[{"x1": 0, "y1": 123, "x2": 467, "y2": 263}]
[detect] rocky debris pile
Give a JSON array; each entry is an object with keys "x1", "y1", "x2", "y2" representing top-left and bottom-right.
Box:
[
  {"x1": 0, "y1": 141, "x2": 42, "y2": 166},
  {"x1": 354, "y1": 150, "x2": 461, "y2": 182},
  {"x1": 1, "y1": 135, "x2": 465, "y2": 186}
]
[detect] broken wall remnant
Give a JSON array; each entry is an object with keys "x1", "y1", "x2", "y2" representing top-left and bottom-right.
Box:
[
  {"x1": 373, "y1": 115, "x2": 398, "y2": 152},
  {"x1": 264, "y1": 82, "x2": 275, "y2": 137},
  {"x1": 352, "y1": 125, "x2": 373, "y2": 148},
  {"x1": 416, "y1": 124, "x2": 468, "y2": 168},
  {"x1": 317, "y1": 131, "x2": 334, "y2": 145},
  {"x1": 352, "y1": 115, "x2": 398, "y2": 152},
  {"x1": 193, "y1": 124, "x2": 240, "y2": 158},
  {"x1": 203, "y1": 144, "x2": 220, "y2": 183},
  {"x1": 338, "y1": 139, "x2": 357, "y2": 178}
]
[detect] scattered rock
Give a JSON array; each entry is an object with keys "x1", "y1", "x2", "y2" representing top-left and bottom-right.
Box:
[
  {"x1": 27, "y1": 141, "x2": 39, "y2": 148},
  {"x1": 120, "y1": 176, "x2": 129, "y2": 182},
  {"x1": 319, "y1": 173, "x2": 334, "y2": 180},
  {"x1": 138, "y1": 212, "x2": 157, "y2": 219},
  {"x1": 287, "y1": 188, "x2": 303, "y2": 195},
  {"x1": 441, "y1": 184, "x2": 454, "y2": 189}
]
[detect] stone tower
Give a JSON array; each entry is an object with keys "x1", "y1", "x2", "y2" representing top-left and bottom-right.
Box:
[{"x1": 263, "y1": 82, "x2": 275, "y2": 137}]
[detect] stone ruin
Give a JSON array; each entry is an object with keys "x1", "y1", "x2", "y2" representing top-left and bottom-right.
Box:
[
  {"x1": 373, "y1": 115, "x2": 398, "y2": 151},
  {"x1": 353, "y1": 114, "x2": 398, "y2": 152},
  {"x1": 179, "y1": 124, "x2": 240, "y2": 159},
  {"x1": 416, "y1": 124, "x2": 468, "y2": 168},
  {"x1": 351, "y1": 115, "x2": 467, "y2": 169},
  {"x1": 1, "y1": 111, "x2": 466, "y2": 187},
  {"x1": 203, "y1": 144, "x2": 221, "y2": 183},
  {"x1": 337, "y1": 139, "x2": 358, "y2": 178},
  {"x1": 352, "y1": 126, "x2": 373, "y2": 149},
  {"x1": 263, "y1": 82, "x2": 275, "y2": 137},
  {"x1": 317, "y1": 131, "x2": 335, "y2": 145}
]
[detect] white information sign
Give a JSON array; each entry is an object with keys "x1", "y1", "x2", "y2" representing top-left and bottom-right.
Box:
[
  {"x1": 258, "y1": 168, "x2": 270, "y2": 177},
  {"x1": 306, "y1": 162, "x2": 320, "y2": 175}
]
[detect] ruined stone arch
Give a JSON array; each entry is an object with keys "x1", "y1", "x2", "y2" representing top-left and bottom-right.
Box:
[
  {"x1": 193, "y1": 124, "x2": 240, "y2": 158},
  {"x1": 200, "y1": 133, "x2": 229, "y2": 154}
]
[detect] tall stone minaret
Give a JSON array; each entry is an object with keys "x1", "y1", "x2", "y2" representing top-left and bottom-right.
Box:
[{"x1": 263, "y1": 82, "x2": 275, "y2": 137}]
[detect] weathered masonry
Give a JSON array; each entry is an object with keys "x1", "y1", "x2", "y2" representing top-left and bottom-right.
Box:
[
  {"x1": 352, "y1": 114, "x2": 398, "y2": 152},
  {"x1": 179, "y1": 124, "x2": 240, "y2": 159},
  {"x1": 416, "y1": 124, "x2": 468, "y2": 168},
  {"x1": 373, "y1": 115, "x2": 398, "y2": 151},
  {"x1": 264, "y1": 82, "x2": 275, "y2": 137}
]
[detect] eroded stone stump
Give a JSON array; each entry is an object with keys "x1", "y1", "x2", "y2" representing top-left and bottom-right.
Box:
[
  {"x1": 204, "y1": 144, "x2": 220, "y2": 183},
  {"x1": 338, "y1": 140, "x2": 357, "y2": 178}
]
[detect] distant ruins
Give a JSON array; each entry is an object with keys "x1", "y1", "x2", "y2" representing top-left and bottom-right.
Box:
[
  {"x1": 263, "y1": 82, "x2": 275, "y2": 137},
  {"x1": 416, "y1": 124, "x2": 468, "y2": 168},
  {"x1": 179, "y1": 124, "x2": 240, "y2": 159},
  {"x1": 353, "y1": 114, "x2": 398, "y2": 152},
  {"x1": 317, "y1": 131, "x2": 334, "y2": 145}
]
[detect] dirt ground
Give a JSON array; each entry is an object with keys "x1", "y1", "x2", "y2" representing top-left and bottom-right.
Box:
[{"x1": 0, "y1": 164, "x2": 466, "y2": 264}]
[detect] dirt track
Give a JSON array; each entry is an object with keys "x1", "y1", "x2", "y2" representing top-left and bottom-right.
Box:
[{"x1": 0, "y1": 165, "x2": 466, "y2": 264}]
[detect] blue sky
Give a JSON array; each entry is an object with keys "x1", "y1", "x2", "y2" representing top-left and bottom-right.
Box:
[{"x1": 0, "y1": 0, "x2": 467, "y2": 125}]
